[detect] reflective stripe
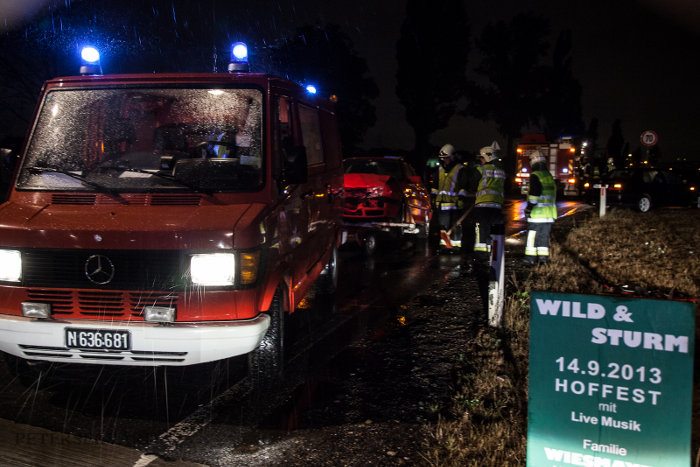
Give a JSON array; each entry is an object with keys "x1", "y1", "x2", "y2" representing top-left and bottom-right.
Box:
[
  {"x1": 474, "y1": 243, "x2": 490, "y2": 252},
  {"x1": 525, "y1": 230, "x2": 537, "y2": 255},
  {"x1": 475, "y1": 202, "x2": 502, "y2": 209}
]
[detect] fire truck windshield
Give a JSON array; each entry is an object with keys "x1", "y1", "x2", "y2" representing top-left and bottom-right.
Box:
[{"x1": 17, "y1": 87, "x2": 263, "y2": 193}]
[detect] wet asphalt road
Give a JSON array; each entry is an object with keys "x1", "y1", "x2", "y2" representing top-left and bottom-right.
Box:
[{"x1": 0, "y1": 198, "x2": 589, "y2": 465}]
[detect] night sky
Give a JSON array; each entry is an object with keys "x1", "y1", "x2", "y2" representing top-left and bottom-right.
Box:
[{"x1": 1, "y1": 0, "x2": 699, "y2": 160}]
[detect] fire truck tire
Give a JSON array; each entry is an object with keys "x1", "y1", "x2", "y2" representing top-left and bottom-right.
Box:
[
  {"x1": 636, "y1": 195, "x2": 652, "y2": 213},
  {"x1": 248, "y1": 288, "x2": 285, "y2": 389},
  {"x1": 363, "y1": 233, "x2": 377, "y2": 256},
  {"x1": 317, "y1": 244, "x2": 338, "y2": 295},
  {"x1": 4, "y1": 353, "x2": 54, "y2": 387}
]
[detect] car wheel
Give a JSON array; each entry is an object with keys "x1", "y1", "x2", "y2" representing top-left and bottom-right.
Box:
[
  {"x1": 418, "y1": 213, "x2": 430, "y2": 239},
  {"x1": 317, "y1": 244, "x2": 338, "y2": 295},
  {"x1": 363, "y1": 232, "x2": 377, "y2": 256},
  {"x1": 248, "y1": 288, "x2": 285, "y2": 389},
  {"x1": 637, "y1": 195, "x2": 652, "y2": 213}
]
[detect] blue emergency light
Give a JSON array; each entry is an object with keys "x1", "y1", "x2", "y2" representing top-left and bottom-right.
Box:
[
  {"x1": 228, "y1": 42, "x2": 249, "y2": 73},
  {"x1": 80, "y1": 46, "x2": 102, "y2": 75},
  {"x1": 305, "y1": 84, "x2": 317, "y2": 94}
]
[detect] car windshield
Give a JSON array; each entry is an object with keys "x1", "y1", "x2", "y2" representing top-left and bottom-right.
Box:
[
  {"x1": 344, "y1": 159, "x2": 402, "y2": 178},
  {"x1": 17, "y1": 87, "x2": 263, "y2": 193}
]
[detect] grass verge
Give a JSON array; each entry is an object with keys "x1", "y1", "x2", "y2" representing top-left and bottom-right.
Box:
[{"x1": 422, "y1": 208, "x2": 700, "y2": 466}]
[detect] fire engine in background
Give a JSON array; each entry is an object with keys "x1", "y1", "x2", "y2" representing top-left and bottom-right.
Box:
[{"x1": 514, "y1": 133, "x2": 579, "y2": 196}]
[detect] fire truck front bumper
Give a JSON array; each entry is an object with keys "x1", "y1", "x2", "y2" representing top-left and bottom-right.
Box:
[{"x1": 0, "y1": 314, "x2": 270, "y2": 366}]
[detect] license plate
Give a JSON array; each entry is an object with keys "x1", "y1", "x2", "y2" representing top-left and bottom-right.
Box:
[{"x1": 65, "y1": 328, "x2": 131, "y2": 351}]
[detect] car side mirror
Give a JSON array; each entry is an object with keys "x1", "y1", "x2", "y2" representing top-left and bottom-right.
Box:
[{"x1": 284, "y1": 145, "x2": 307, "y2": 185}]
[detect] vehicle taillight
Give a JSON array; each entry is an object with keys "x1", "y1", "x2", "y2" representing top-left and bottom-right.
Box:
[
  {"x1": 567, "y1": 178, "x2": 576, "y2": 185},
  {"x1": 611, "y1": 183, "x2": 623, "y2": 190}
]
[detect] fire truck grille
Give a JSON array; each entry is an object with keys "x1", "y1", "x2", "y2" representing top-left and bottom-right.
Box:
[
  {"x1": 26, "y1": 289, "x2": 179, "y2": 319},
  {"x1": 21, "y1": 249, "x2": 185, "y2": 291},
  {"x1": 50, "y1": 193, "x2": 203, "y2": 206}
]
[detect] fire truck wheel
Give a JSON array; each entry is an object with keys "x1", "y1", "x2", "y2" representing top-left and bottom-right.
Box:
[
  {"x1": 3, "y1": 354, "x2": 54, "y2": 387},
  {"x1": 248, "y1": 288, "x2": 285, "y2": 389}
]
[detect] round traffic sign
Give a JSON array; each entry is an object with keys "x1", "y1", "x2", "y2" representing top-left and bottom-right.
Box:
[{"x1": 640, "y1": 130, "x2": 658, "y2": 147}]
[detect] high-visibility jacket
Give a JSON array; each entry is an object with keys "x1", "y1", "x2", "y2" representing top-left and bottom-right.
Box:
[
  {"x1": 432, "y1": 163, "x2": 466, "y2": 210},
  {"x1": 527, "y1": 170, "x2": 557, "y2": 222},
  {"x1": 474, "y1": 163, "x2": 505, "y2": 208}
]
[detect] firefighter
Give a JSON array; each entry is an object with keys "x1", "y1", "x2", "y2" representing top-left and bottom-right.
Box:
[
  {"x1": 469, "y1": 145, "x2": 505, "y2": 266},
  {"x1": 431, "y1": 144, "x2": 468, "y2": 249},
  {"x1": 524, "y1": 150, "x2": 557, "y2": 265}
]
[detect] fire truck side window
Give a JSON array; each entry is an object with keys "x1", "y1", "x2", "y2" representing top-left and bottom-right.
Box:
[
  {"x1": 298, "y1": 104, "x2": 324, "y2": 166},
  {"x1": 273, "y1": 96, "x2": 293, "y2": 180}
]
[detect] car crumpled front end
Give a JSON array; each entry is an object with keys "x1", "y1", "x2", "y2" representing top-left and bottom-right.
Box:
[{"x1": 342, "y1": 173, "x2": 400, "y2": 220}]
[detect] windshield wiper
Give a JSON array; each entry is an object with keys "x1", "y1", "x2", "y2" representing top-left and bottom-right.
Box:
[
  {"x1": 27, "y1": 166, "x2": 128, "y2": 203},
  {"x1": 101, "y1": 166, "x2": 213, "y2": 195}
]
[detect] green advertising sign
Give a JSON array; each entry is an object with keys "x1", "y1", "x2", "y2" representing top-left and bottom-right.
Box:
[{"x1": 527, "y1": 292, "x2": 695, "y2": 467}]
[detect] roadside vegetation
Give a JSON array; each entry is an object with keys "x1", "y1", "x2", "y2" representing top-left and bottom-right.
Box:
[{"x1": 422, "y1": 208, "x2": 700, "y2": 466}]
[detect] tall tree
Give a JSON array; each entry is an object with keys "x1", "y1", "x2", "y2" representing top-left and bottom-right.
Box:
[
  {"x1": 541, "y1": 30, "x2": 584, "y2": 139},
  {"x1": 607, "y1": 119, "x2": 625, "y2": 168},
  {"x1": 395, "y1": 0, "x2": 470, "y2": 169},
  {"x1": 463, "y1": 12, "x2": 551, "y2": 174},
  {"x1": 266, "y1": 24, "x2": 379, "y2": 155}
]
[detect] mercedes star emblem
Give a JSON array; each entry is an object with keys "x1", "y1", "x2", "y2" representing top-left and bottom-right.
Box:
[{"x1": 84, "y1": 254, "x2": 115, "y2": 285}]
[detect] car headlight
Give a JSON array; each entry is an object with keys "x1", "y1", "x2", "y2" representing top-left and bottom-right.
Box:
[
  {"x1": 190, "y1": 253, "x2": 235, "y2": 286},
  {"x1": 367, "y1": 186, "x2": 384, "y2": 197},
  {"x1": 0, "y1": 250, "x2": 21, "y2": 282}
]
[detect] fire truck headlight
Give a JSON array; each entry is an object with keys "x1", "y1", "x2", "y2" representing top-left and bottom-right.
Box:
[
  {"x1": 190, "y1": 253, "x2": 235, "y2": 286},
  {"x1": 0, "y1": 250, "x2": 21, "y2": 282}
]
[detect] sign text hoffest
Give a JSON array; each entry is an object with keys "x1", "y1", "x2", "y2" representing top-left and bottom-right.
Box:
[{"x1": 527, "y1": 292, "x2": 694, "y2": 467}]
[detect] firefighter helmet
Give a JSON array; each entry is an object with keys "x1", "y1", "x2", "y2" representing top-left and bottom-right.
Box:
[
  {"x1": 529, "y1": 150, "x2": 546, "y2": 165},
  {"x1": 479, "y1": 145, "x2": 496, "y2": 162},
  {"x1": 439, "y1": 144, "x2": 455, "y2": 158}
]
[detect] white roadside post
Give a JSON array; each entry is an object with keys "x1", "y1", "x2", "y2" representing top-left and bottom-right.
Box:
[
  {"x1": 488, "y1": 223, "x2": 505, "y2": 327},
  {"x1": 594, "y1": 184, "x2": 608, "y2": 217}
]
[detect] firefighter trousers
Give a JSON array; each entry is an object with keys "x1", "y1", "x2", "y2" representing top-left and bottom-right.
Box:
[
  {"x1": 525, "y1": 221, "x2": 553, "y2": 262},
  {"x1": 472, "y1": 206, "x2": 504, "y2": 263}
]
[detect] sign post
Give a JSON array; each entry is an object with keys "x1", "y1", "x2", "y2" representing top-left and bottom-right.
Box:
[
  {"x1": 487, "y1": 223, "x2": 505, "y2": 327},
  {"x1": 527, "y1": 292, "x2": 694, "y2": 466},
  {"x1": 593, "y1": 184, "x2": 608, "y2": 217}
]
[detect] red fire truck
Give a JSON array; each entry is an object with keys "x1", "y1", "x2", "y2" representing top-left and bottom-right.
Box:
[
  {"x1": 514, "y1": 133, "x2": 579, "y2": 196},
  {"x1": 0, "y1": 43, "x2": 343, "y2": 379}
]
